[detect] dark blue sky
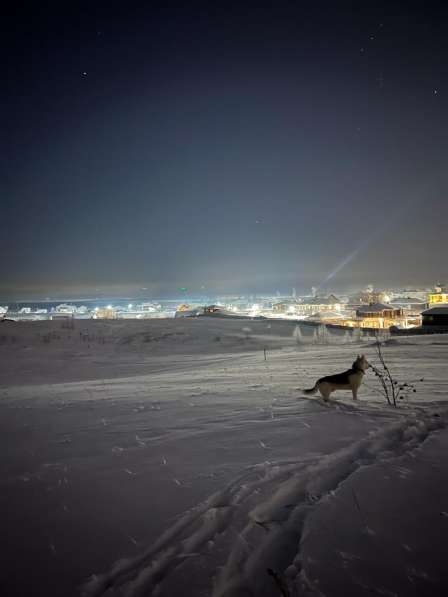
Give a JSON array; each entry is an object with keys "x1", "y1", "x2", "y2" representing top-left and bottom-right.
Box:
[{"x1": 3, "y1": 1, "x2": 448, "y2": 298}]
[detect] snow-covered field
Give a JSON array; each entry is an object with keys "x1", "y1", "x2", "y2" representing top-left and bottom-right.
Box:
[{"x1": 1, "y1": 318, "x2": 448, "y2": 597}]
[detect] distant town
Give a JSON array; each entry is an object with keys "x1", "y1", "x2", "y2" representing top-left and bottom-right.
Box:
[{"x1": 1, "y1": 282, "x2": 448, "y2": 332}]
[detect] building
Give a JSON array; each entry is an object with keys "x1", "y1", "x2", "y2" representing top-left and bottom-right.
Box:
[
  {"x1": 50, "y1": 312, "x2": 74, "y2": 322},
  {"x1": 295, "y1": 295, "x2": 342, "y2": 315},
  {"x1": 354, "y1": 303, "x2": 418, "y2": 329},
  {"x1": 422, "y1": 307, "x2": 448, "y2": 328},
  {"x1": 391, "y1": 289, "x2": 429, "y2": 301},
  {"x1": 389, "y1": 297, "x2": 427, "y2": 314},
  {"x1": 354, "y1": 290, "x2": 391, "y2": 305},
  {"x1": 271, "y1": 295, "x2": 342, "y2": 317},
  {"x1": 94, "y1": 307, "x2": 117, "y2": 319},
  {"x1": 203, "y1": 305, "x2": 243, "y2": 317},
  {"x1": 204, "y1": 305, "x2": 225, "y2": 314},
  {"x1": 141, "y1": 303, "x2": 161, "y2": 312},
  {"x1": 272, "y1": 302, "x2": 297, "y2": 314},
  {"x1": 306, "y1": 310, "x2": 346, "y2": 324},
  {"x1": 175, "y1": 304, "x2": 201, "y2": 318},
  {"x1": 428, "y1": 291, "x2": 448, "y2": 306},
  {"x1": 55, "y1": 304, "x2": 76, "y2": 313}
]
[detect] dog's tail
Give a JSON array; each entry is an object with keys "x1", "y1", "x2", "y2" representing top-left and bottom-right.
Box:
[{"x1": 303, "y1": 382, "x2": 318, "y2": 395}]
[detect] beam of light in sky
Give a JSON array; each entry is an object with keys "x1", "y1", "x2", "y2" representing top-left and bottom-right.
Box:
[
  {"x1": 316, "y1": 172, "x2": 444, "y2": 291},
  {"x1": 319, "y1": 242, "x2": 370, "y2": 288},
  {"x1": 316, "y1": 211, "x2": 400, "y2": 290}
]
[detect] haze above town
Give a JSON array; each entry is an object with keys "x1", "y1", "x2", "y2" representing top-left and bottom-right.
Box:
[{"x1": 3, "y1": 2, "x2": 447, "y2": 298}]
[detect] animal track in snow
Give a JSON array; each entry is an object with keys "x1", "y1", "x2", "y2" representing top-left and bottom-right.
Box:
[{"x1": 82, "y1": 410, "x2": 446, "y2": 597}]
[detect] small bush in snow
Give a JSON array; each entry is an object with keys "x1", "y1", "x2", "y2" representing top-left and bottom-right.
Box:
[{"x1": 371, "y1": 335, "x2": 419, "y2": 407}]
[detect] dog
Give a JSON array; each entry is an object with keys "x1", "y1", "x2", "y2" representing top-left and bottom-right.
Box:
[{"x1": 303, "y1": 355, "x2": 370, "y2": 401}]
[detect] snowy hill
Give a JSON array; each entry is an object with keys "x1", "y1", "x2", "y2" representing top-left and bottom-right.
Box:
[{"x1": 1, "y1": 319, "x2": 448, "y2": 596}]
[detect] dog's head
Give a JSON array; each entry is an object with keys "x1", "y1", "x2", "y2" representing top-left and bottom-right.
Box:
[{"x1": 353, "y1": 354, "x2": 370, "y2": 372}]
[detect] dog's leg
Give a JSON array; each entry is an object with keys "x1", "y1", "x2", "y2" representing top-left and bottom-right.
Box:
[
  {"x1": 319, "y1": 383, "x2": 331, "y2": 402},
  {"x1": 352, "y1": 387, "x2": 358, "y2": 401}
]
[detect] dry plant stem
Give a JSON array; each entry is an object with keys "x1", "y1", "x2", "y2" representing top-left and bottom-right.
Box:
[
  {"x1": 267, "y1": 568, "x2": 290, "y2": 597},
  {"x1": 371, "y1": 335, "x2": 418, "y2": 407}
]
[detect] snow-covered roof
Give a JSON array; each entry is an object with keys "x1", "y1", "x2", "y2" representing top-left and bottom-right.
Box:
[
  {"x1": 356, "y1": 303, "x2": 399, "y2": 314},
  {"x1": 422, "y1": 307, "x2": 448, "y2": 315},
  {"x1": 302, "y1": 294, "x2": 340, "y2": 305},
  {"x1": 307, "y1": 310, "x2": 344, "y2": 320},
  {"x1": 390, "y1": 297, "x2": 427, "y2": 304}
]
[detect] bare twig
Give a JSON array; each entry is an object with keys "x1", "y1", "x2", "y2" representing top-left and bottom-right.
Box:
[
  {"x1": 370, "y1": 332, "x2": 419, "y2": 408},
  {"x1": 267, "y1": 568, "x2": 290, "y2": 597}
]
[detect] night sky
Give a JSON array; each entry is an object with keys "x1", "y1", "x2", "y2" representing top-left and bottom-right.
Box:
[{"x1": 3, "y1": 1, "x2": 448, "y2": 298}]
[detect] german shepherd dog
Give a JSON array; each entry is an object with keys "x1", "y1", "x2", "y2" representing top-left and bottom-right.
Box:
[{"x1": 303, "y1": 355, "x2": 370, "y2": 401}]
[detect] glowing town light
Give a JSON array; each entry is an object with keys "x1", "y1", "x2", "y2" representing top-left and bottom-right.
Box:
[
  {"x1": 128, "y1": 304, "x2": 133, "y2": 309},
  {"x1": 249, "y1": 304, "x2": 261, "y2": 316}
]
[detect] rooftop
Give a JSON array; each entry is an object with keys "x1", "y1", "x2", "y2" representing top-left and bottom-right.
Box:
[
  {"x1": 422, "y1": 307, "x2": 448, "y2": 316},
  {"x1": 302, "y1": 294, "x2": 340, "y2": 305},
  {"x1": 356, "y1": 303, "x2": 400, "y2": 314}
]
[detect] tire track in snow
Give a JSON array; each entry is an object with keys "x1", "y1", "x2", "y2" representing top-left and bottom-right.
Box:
[{"x1": 81, "y1": 409, "x2": 446, "y2": 597}]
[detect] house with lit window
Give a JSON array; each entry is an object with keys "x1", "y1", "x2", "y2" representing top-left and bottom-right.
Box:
[
  {"x1": 272, "y1": 302, "x2": 297, "y2": 314},
  {"x1": 294, "y1": 295, "x2": 342, "y2": 316},
  {"x1": 427, "y1": 290, "x2": 448, "y2": 306},
  {"x1": 355, "y1": 303, "x2": 411, "y2": 329},
  {"x1": 175, "y1": 304, "x2": 202, "y2": 318},
  {"x1": 93, "y1": 307, "x2": 117, "y2": 319}
]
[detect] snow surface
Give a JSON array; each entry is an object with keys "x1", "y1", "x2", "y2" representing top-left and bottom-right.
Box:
[{"x1": 1, "y1": 318, "x2": 448, "y2": 597}]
